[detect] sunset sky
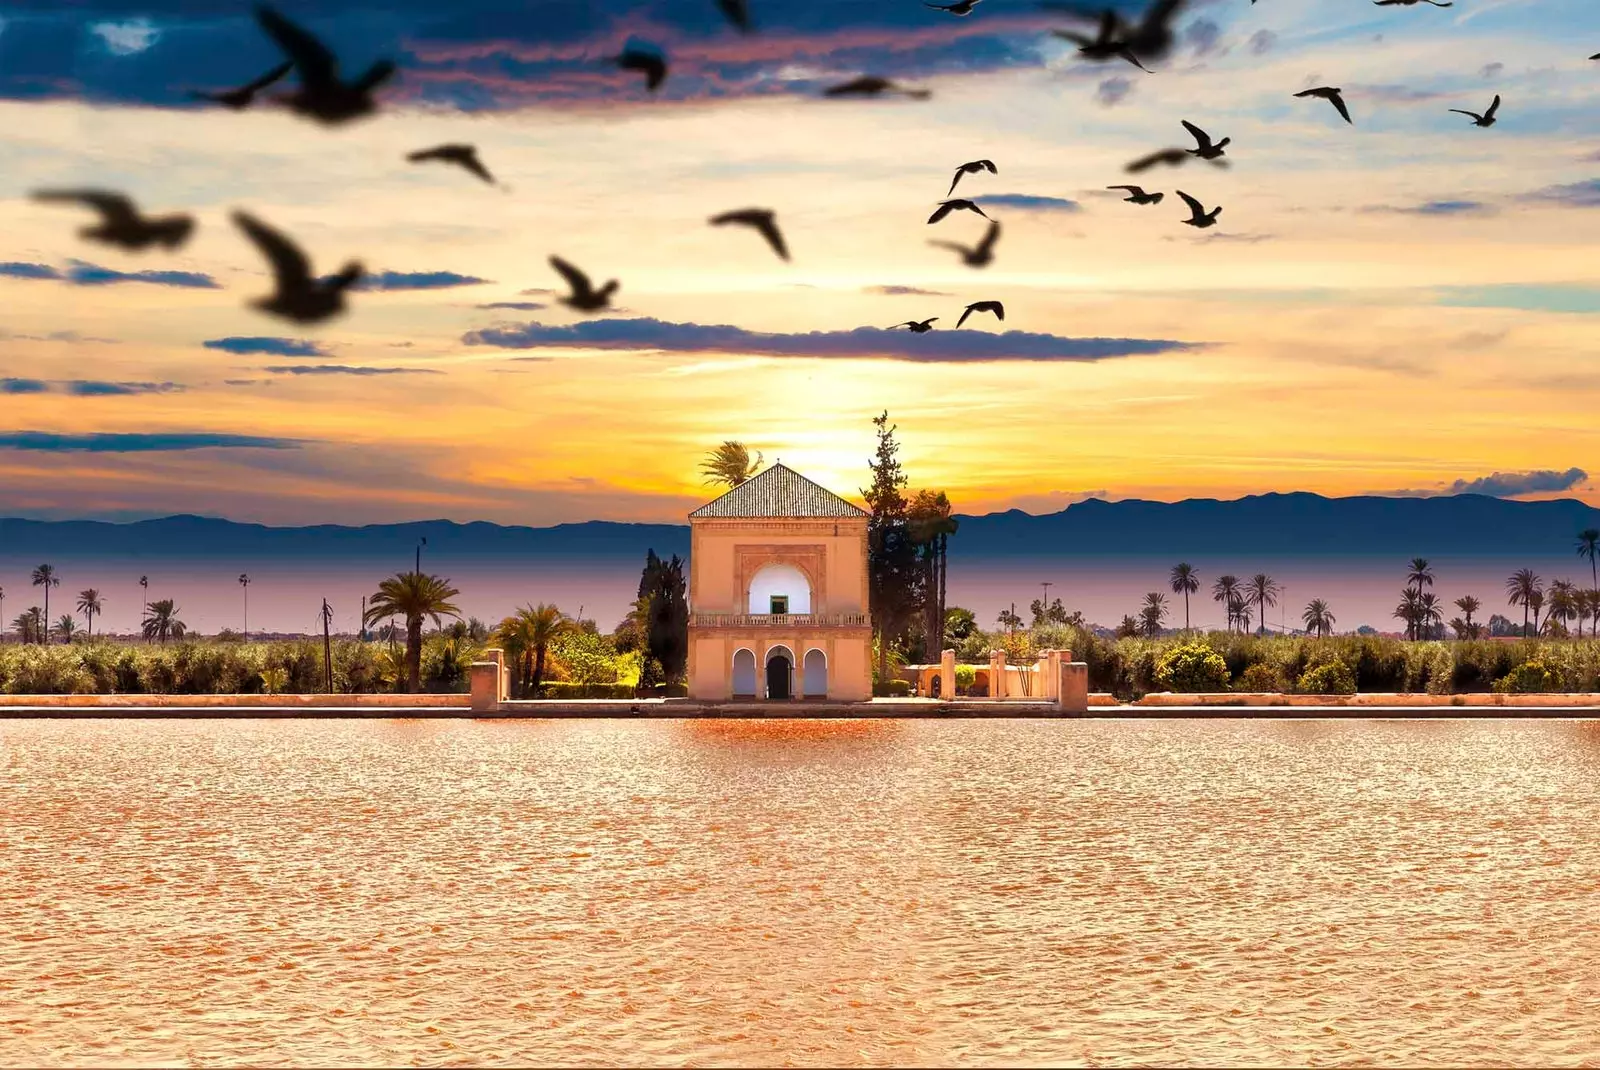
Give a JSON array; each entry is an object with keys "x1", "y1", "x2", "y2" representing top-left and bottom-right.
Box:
[{"x1": 1, "y1": 0, "x2": 1597, "y2": 526}]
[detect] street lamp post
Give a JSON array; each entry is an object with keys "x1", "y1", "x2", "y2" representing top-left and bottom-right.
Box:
[{"x1": 239, "y1": 573, "x2": 251, "y2": 638}]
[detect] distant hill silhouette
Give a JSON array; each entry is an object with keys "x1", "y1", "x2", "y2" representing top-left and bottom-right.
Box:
[{"x1": 1, "y1": 493, "x2": 1596, "y2": 563}]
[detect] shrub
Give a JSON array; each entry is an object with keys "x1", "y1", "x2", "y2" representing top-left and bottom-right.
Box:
[
  {"x1": 1423, "y1": 643, "x2": 1455, "y2": 695},
  {"x1": 1154, "y1": 640, "x2": 1231, "y2": 692},
  {"x1": 536, "y1": 682, "x2": 636, "y2": 699},
  {"x1": 954, "y1": 664, "x2": 977, "y2": 694},
  {"x1": 1297, "y1": 661, "x2": 1357, "y2": 695},
  {"x1": 873, "y1": 680, "x2": 911, "y2": 697},
  {"x1": 1494, "y1": 659, "x2": 1556, "y2": 694},
  {"x1": 1236, "y1": 663, "x2": 1287, "y2": 693}
]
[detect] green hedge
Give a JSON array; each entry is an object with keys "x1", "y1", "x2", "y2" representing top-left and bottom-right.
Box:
[
  {"x1": 535, "y1": 682, "x2": 637, "y2": 699},
  {"x1": 873, "y1": 680, "x2": 911, "y2": 697}
]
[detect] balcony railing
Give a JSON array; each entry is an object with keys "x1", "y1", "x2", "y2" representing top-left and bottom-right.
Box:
[{"x1": 691, "y1": 612, "x2": 869, "y2": 628}]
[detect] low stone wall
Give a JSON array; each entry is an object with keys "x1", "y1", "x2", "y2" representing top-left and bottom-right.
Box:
[
  {"x1": 1134, "y1": 691, "x2": 1600, "y2": 708},
  {"x1": 0, "y1": 693, "x2": 467, "y2": 708}
]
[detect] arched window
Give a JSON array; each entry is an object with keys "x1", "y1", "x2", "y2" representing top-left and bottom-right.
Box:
[
  {"x1": 748, "y1": 563, "x2": 812, "y2": 615},
  {"x1": 803, "y1": 648, "x2": 828, "y2": 697},
  {"x1": 732, "y1": 648, "x2": 757, "y2": 697}
]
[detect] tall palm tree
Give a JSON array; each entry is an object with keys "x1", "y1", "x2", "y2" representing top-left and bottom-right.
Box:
[
  {"x1": 31, "y1": 564, "x2": 59, "y2": 644},
  {"x1": 55, "y1": 615, "x2": 77, "y2": 643},
  {"x1": 363, "y1": 572, "x2": 462, "y2": 693},
  {"x1": 1506, "y1": 568, "x2": 1541, "y2": 637},
  {"x1": 1417, "y1": 592, "x2": 1444, "y2": 639},
  {"x1": 1245, "y1": 573, "x2": 1281, "y2": 635},
  {"x1": 1578, "y1": 527, "x2": 1600, "y2": 594},
  {"x1": 1231, "y1": 595, "x2": 1252, "y2": 635},
  {"x1": 76, "y1": 589, "x2": 102, "y2": 639},
  {"x1": 700, "y1": 441, "x2": 763, "y2": 488},
  {"x1": 1394, "y1": 588, "x2": 1423, "y2": 640},
  {"x1": 1529, "y1": 589, "x2": 1545, "y2": 636},
  {"x1": 1139, "y1": 592, "x2": 1167, "y2": 637},
  {"x1": 239, "y1": 573, "x2": 251, "y2": 637},
  {"x1": 1212, "y1": 575, "x2": 1241, "y2": 632},
  {"x1": 1546, "y1": 580, "x2": 1577, "y2": 636},
  {"x1": 1302, "y1": 598, "x2": 1335, "y2": 638},
  {"x1": 13, "y1": 607, "x2": 43, "y2": 644},
  {"x1": 141, "y1": 599, "x2": 187, "y2": 643},
  {"x1": 494, "y1": 604, "x2": 575, "y2": 698},
  {"x1": 1582, "y1": 588, "x2": 1600, "y2": 640},
  {"x1": 1169, "y1": 563, "x2": 1199, "y2": 631},
  {"x1": 1454, "y1": 595, "x2": 1480, "y2": 631},
  {"x1": 1406, "y1": 557, "x2": 1434, "y2": 595}
]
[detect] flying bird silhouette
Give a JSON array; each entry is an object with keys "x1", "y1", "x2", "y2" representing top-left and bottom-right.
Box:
[
  {"x1": 1294, "y1": 86, "x2": 1352, "y2": 124},
  {"x1": 948, "y1": 159, "x2": 998, "y2": 196},
  {"x1": 233, "y1": 210, "x2": 362, "y2": 324},
  {"x1": 1591, "y1": 52, "x2": 1600, "y2": 60},
  {"x1": 709, "y1": 208, "x2": 789, "y2": 261},
  {"x1": 31, "y1": 190, "x2": 195, "y2": 251},
  {"x1": 550, "y1": 256, "x2": 619, "y2": 313},
  {"x1": 929, "y1": 220, "x2": 1001, "y2": 267},
  {"x1": 715, "y1": 0, "x2": 754, "y2": 33},
  {"x1": 1107, "y1": 184, "x2": 1164, "y2": 204},
  {"x1": 1041, "y1": 0, "x2": 1187, "y2": 61},
  {"x1": 406, "y1": 144, "x2": 496, "y2": 185},
  {"x1": 928, "y1": 199, "x2": 990, "y2": 224},
  {"x1": 255, "y1": 4, "x2": 397, "y2": 125},
  {"x1": 1182, "y1": 120, "x2": 1229, "y2": 159},
  {"x1": 1373, "y1": 0, "x2": 1452, "y2": 6},
  {"x1": 614, "y1": 49, "x2": 668, "y2": 91},
  {"x1": 889, "y1": 318, "x2": 939, "y2": 333},
  {"x1": 956, "y1": 300, "x2": 1004, "y2": 328},
  {"x1": 925, "y1": 0, "x2": 983, "y2": 13},
  {"x1": 823, "y1": 76, "x2": 931, "y2": 100},
  {"x1": 1053, "y1": 11, "x2": 1149, "y2": 71},
  {"x1": 1449, "y1": 94, "x2": 1500, "y2": 126},
  {"x1": 1176, "y1": 190, "x2": 1221, "y2": 228},
  {"x1": 189, "y1": 61, "x2": 294, "y2": 110},
  {"x1": 1125, "y1": 147, "x2": 1188, "y2": 173}
]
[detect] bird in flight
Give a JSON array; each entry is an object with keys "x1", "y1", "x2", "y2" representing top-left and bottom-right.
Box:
[
  {"x1": 1591, "y1": 52, "x2": 1600, "y2": 60},
  {"x1": 1294, "y1": 86, "x2": 1352, "y2": 124},
  {"x1": 928, "y1": 199, "x2": 990, "y2": 224},
  {"x1": 1182, "y1": 120, "x2": 1230, "y2": 160},
  {"x1": 614, "y1": 49, "x2": 668, "y2": 92},
  {"x1": 1176, "y1": 190, "x2": 1221, "y2": 228},
  {"x1": 948, "y1": 159, "x2": 998, "y2": 196},
  {"x1": 406, "y1": 144, "x2": 497, "y2": 185},
  {"x1": 233, "y1": 210, "x2": 362, "y2": 324},
  {"x1": 32, "y1": 189, "x2": 195, "y2": 251},
  {"x1": 709, "y1": 208, "x2": 789, "y2": 261},
  {"x1": 1053, "y1": 11, "x2": 1149, "y2": 71},
  {"x1": 930, "y1": 220, "x2": 1001, "y2": 267},
  {"x1": 1040, "y1": 0, "x2": 1187, "y2": 62},
  {"x1": 956, "y1": 301, "x2": 1004, "y2": 328},
  {"x1": 823, "y1": 76, "x2": 931, "y2": 100},
  {"x1": 1125, "y1": 147, "x2": 1189, "y2": 173},
  {"x1": 1373, "y1": 0, "x2": 1452, "y2": 6},
  {"x1": 1449, "y1": 94, "x2": 1500, "y2": 126},
  {"x1": 189, "y1": 61, "x2": 294, "y2": 110},
  {"x1": 716, "y1": 0, "x2": 754, "y2": 33},
  {"x1": 255, "y1": 4, "x2": 397, "y2": 125},
  {"x1": 1107, "y1": 185, "x2": 1164, "y2": 204},
  {"x1": 550, "y1": 256, "x2": 619, "y2": 313},
  {"x1": 925, "y1": 0, "x2": 983, "y2": 14},
  {"x1": 889, "y1": 318, "x2": 939, "y2": 333}
]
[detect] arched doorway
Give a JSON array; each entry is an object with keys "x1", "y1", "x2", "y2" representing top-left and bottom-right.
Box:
[
  {"x1": 765, "y1": 646, "x2": 794, "y2": 700},
  {"x1": 732, "y1": 648, "x2": 757, "y2": 697},
  {"x1": 930, "y1": 671, "x2": 942, "y2": 698},
  {"x1": 803, "y1": 648, "x2": 827, "y2": 698}
]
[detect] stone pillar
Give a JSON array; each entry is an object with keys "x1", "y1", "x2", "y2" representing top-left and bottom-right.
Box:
[
  {"x1": 989, "y1": 649, "x2": 1007, "y2": 699},
  {"x1": 940, "y1": 648, "x2": 956, "y2": 700},
  {"x1": 1058, "y1": 660, "x2": 1089, "y2": 714},
  {"x1": 470, "y1": 650, "x2": 503, "y2": 714},
  {"x1": 1042, "y1": 649, "x2": 1060, "y2": 700}
]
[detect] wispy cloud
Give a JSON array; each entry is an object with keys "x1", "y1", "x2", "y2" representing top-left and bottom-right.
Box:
[
  {"x1": 1, "y1": 378, "x2": 182, "y2": 396},
  {"x1": 354, "y1": 270, "x2": 492, "y2": 291},
  {"x1": 89, "y1": 18, "x2": 160, "y2": 56},
  {"x1": 1350, "y1": 84, "x2": 1450, "y2": 104},
  {"x1": 1521, "y1": 178, "x2": 1600, "y2": 208},
  {"x1": 1248, "y1": 29, "x2": 1276, "y2": 55},
  {"x1": 863, "y1": 285, "x2": 953, "y2": 297},
  {"x1": 1434, "y1": 283, "x2": 1600, "y2": 314},
  {"x1": 0, "y1": 261, "x2": 61, "y2": 280},
  {"x1": 462, "y1": 317, "x2": 1201, "y2": 363},
  {"x1": 203, "y1": 337, "x2": 330, "y2": 357},
  {"x1": 476, "y1": 301, "x2": 547, "y2": 311},
  {"x1": 1385, "y1": 467, "x2": 1590, "y2": 498},
  {"x1": 1364, "y1": 200, "x2": 1497, "y2": 216},
  {"x1": 65, "y1": 260, "x2": 219, "y2": 289},
  {"x1": 978, "y1": 193, "x2": 1082, "y2": 213},
  {"x1": 0, "y1": 432, "x2": 299, "y2": 452},
  {"x1": 1096, "y1": 77, "x2": 1132, "y2": 106},
  {"x1": 262, "y1": 365, "x2": 444, "y2": 376}
]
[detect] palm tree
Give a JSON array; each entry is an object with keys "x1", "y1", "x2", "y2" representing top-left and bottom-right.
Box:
[
  {"x1": 700, "y1": 441, "x2": 763, "y2": 489},
  {"x1": 13, "y1": 607, "x2": 43, "y2": 644},
  {"x1": 31, "y1": 564, "x2": 59, "y2": 643},
  {"x1": 76, "y1": 589, "x2": 102, "y2": 639},
  {"x1": 1245, "y1": 573, "x2": 1281, "y2": 635},
  {"x1": 1212, "y1": 575, "x2": 1241, "y2": 632},
  {"x1": 1406, "y1": 557, "x2": 1434, "y2": 595},
  {"x1": 493, "y1": 604, "x2": 575, "y2": 698},
  {"x1": 1394, "y1": 588, "x2": 1423, "y2": 640},
  {"x1": 1455, "y1": 595, "x2": 1480, "y2": 632},
  {"x1": 1228, "y1": 592, "x2": 1251, "y2": 634},
  {"x1": 1529, "y1": 589, "x2": 1546, "y2": 636},
  {"x1": 1546, "y1": 580, "x2": 1578, "y2": 637},
  {"x1": 1302, "y1": 598, "x2": 1335, "y2": 638},
  {"x1": 1169, "y1": 563, "x2": 1199, "y2": 631},
  {"x1": 1417, "y1": 592, "x2": 1444, "y2": 639},
  {"x1": 55, "y1": 615, "x2": 77, "y2": 643},
  {"x1": 909, "y1": 490, "x2": 958, "y2": 657},
  {"x1": 239, "y1": 573, "x2": 252, "y2": 637},
  {"x1": 141, "y1": 599, "x2": 187, "y2": 643},
  {"x1": 1139, "y1": 592, "x2": 1167, "y2": 637},
  {"x1": 1506, "y1": 568, "x2": 1541, "y2": 637},
  {"x1": 363, "y1": 571, "x2": 462, "y2": 693},
  {"x1": 1578, "y1": 527, "x2": 1600, "y2": 594}
]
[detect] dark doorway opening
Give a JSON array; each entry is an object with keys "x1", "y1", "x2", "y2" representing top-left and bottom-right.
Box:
[{"x1": 766, "y1": 654, "x2": 792, "y2": 699}]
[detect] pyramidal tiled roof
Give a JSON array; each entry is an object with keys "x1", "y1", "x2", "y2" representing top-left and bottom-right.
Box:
[{"x1": 689, "y1": 463, "x2": 868, "y2": 519}]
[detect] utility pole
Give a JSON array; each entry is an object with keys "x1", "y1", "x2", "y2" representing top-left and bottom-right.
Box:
[
  {"x1": 321, "y1": 599, "x2": 334, "y2": 693},
  {"x1": 360, "y1": 595, "x2": 367, "y2": 642},
  {"x1": 415, "y1": 536, "x2": 427, "y2": 575},
  {"x1": 1041, "y1": 581, "x2": 1053, "y2": 618},
  {"x1": 239, "y1": 573, "x2": 251, "y2": 638}
]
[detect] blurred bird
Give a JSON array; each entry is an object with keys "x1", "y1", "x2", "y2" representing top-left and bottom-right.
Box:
[
  {"x1": 406, "y1": 144, "x2": 496, "y2": 185},
  {"x1": 1294, "y1": 86, "x2": 1352, "y2": 124},
  {"x1": 930, "y1": 220, "x2": 1001, "y2": 267},
  {"x1": 1590, "y1": 52, "x2": 1600, "y2": 60},
  {"x1": 1176, "y1": 190, "x2": 1221, "y2": 228},
  {"x1": 948, "y1": 159, "x2": 998, "y2": 196},
  {"x1": 709, "y1": 208, "x2": 789, "y2": 261},
  {"x1": 1107, "y1": 185, "x2": 1164, "y2": 204},
  {"x1": 1125, "y1": 147, "x2": 1188, "y2": 173},
  {"x1": 256, "y1": 4, "x2": 396, "y2": 125},
  {"x1": 928, "y1": 199, "x2": 990, "y2": 224},
  {"x1": 232, "y1": 210, "x2": 362, "y2": 324},
  {"x1": 889, "y1": 318, "x2": 939, "y2": 332},
  {"x1": 925, "y1": 0, "x2": 983, "y2": 13},
  {"x1": 1373, "y1": 0, "x2": 1452, "y2": 6},
  {"x1": 1182, "y1": 120, "x2": 1229, "y2": 159},
  {"x1": 956, "y1": 300, "x2": 1004, "y2": 327},
  {"x1": 1449, "y1": 94, "x2": 1500, "y2": 126},
  {"x1": 189, "y1": 61, "x2": 294, "y2": 110},
  {"x1": 1052, "y1": 10, "x2": 1150, "y2": 71},
  {"x1": 823, "y1": 76, "x2": 931, "y2": 100},
  {"x1": 31, "y1": 190, "x2": 195, "y2": 251},
  {"x1": 615, "y1": 49, "x2": 668, "y2": 91},
  {"x1": 1041, "y1": 0, "x2": 1187, "y2": 61},
  {"x1": 715, "y1": 0, "x2": 754, "y2": 33},
  {"x1": 550, "y1": 256, "x2": 619, "y2": 312}
]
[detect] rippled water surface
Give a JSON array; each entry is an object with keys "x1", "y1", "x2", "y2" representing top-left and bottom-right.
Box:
[{"x1": 4, "y1": 717, "x2": 1600, "y2": 1067}]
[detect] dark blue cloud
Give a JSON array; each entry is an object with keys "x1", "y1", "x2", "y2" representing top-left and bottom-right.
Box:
[
  {"x1": 1451, "y1": 468, "x2": 1588, "y2": 497},
  {"x1": 263, "y1": 364, "x2": 443, "y2": 376},
  {"x1": 1522, "y1": 179, "x2": 1600, "y2": 208},
  {"x1": 1, "y1": 378, "x2": 51, "y2": 394},
  {"x1": 978, "y1": 193, "x2": 1083, "y2": 213},
  {"x1": 65, "y1": 260, "x2": 220, "y2": 289},
  {"x1": 477, "y1": 300, "x2": 547, "y2": 311},
  {"x1": 1, "y1": 377, "x2": 181, "y2": 395},
  {"x1": 354, "y1": 270, "x2": 491, "y2": 291},
  {"x1": 1366, "y1": 200, "x2": 1495, "y2": 216},
  {"x1": 462, "y1": 316, "x2": 1199, "y2": 363},
  {"x1": 0, "y1": 262, "x2": 63, "y2": 280},
  {"x1": 0, "y1": 432, "x2": 299, "y2": 452},
  {"x1": 203, "y1": 336, "x2": 329, "y2": 357}
]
